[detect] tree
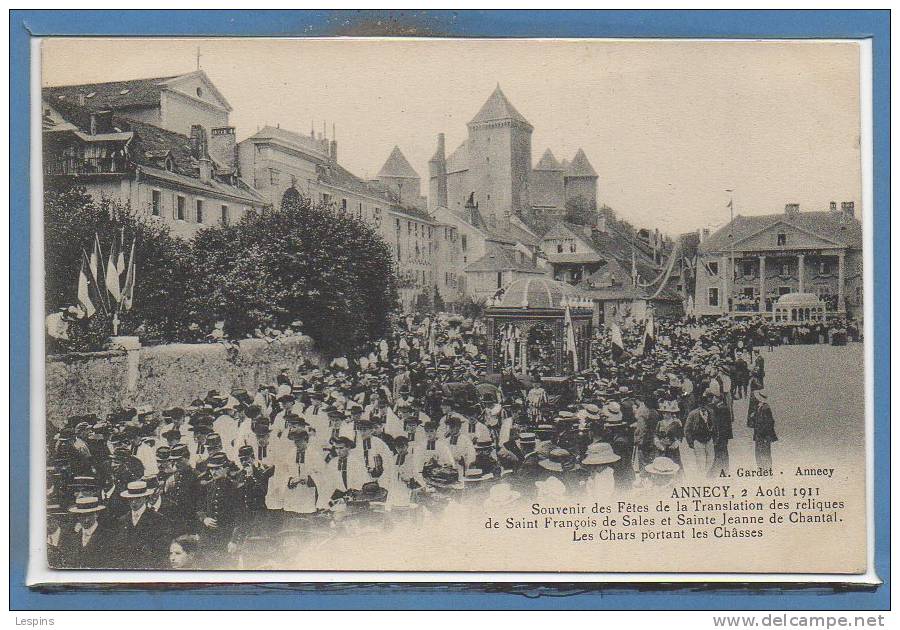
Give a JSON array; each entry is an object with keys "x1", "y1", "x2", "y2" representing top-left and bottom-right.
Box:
[
  {"x1": 43, "y1": 182, "x2": 193, "y2": 349},
  {"x1": 188, "y1": 190, "x2": 399, "y2": 357},
  {"x1": 432, "y1": 285, "x2": 446, "y2": 313},
  {"x1": 564, "y1": 194, "x2": 598, "y2": 226}
]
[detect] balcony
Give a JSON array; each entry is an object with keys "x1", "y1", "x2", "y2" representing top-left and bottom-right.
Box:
[{"x1": 44, "y1": 155, "x2": 128, "y2": 176}]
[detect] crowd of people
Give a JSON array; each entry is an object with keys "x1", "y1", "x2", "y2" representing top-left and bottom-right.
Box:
[{"x1": 46, "y1": 311, "x2": 858, "y2": 570}]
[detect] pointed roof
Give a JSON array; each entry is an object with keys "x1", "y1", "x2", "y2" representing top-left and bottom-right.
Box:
[
  {"x1": 469, "y1": 85, "x2": 532, "y2": 128},
  {"x1": 534, "y1": 149, "x2": 564, "y2": 171},
  {"x1": 566, "y1": 148, "x2": 598, "y2": 178},
  {"x1": 377, "y1": 146, "x2": 420, "y2": 180}
]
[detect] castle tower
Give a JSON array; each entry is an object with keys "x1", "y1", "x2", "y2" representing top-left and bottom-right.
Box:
[
  {"x1": 466, "y1": 84, "x2": 533, "y2": 227},
  {"x1": 377, "y1": 146, "x2": 421, "y2": 207},
  {"x1": 428, "y1": 133, "x2": 448, "y2": 209},
  {"x1": 530, "y1": 148, "x2": 566, "y2": 213},
  {"x1": 564, "y1": 148, "x2": 598, "y2": 207}
]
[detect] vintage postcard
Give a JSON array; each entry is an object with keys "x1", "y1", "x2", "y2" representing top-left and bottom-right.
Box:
[{"x1": 31, "y1": 36, "x2": 872, "y2": 581}]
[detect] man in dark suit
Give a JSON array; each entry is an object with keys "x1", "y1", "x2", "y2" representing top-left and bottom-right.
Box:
[
  {"x1": 159, "y1": 444, "x2": 200, "y2": 536},
  {"x1": 61, "y1": 496, "x2": 113, "y2": 568},
  {"x1": 113, "y1": 480, "x2": 172, "y2": 569},
  {"x1": 196, "y1": 452, "x2": 240, "y2": 556}
]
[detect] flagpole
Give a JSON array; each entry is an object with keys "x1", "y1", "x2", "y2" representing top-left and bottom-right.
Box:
[{"x1": 726, "y1": 189, "x2": 735, "y2": 315}]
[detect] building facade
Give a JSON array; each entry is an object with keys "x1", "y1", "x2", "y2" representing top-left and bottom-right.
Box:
[
  {"x1": 428, "y1": 86, "x2": 599, "y2": 228},
  {"x1": 42, "y1": 74, "x2": 267, "y2": 239},
  {"x1": 693, "y1": 203, "x2": 864, "y2": 319},
  {"x1": 237, "y1": 126, "x2": 437, "y2": 310}
]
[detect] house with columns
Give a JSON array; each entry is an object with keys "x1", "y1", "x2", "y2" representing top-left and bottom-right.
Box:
[{"x1": 693, "y1": 202, "x2": 863, "y2": 319}]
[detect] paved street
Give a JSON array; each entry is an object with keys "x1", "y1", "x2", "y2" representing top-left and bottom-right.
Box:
[{"x1": 683, "y1": 342, "x2": 865, "y2": 478}]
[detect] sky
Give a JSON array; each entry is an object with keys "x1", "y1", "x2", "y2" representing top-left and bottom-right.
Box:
[{"x1": 41, "y1": 38, "x2": 862, "y2": 235}]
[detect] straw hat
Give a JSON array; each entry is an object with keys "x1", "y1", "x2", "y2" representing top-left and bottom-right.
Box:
[
  {"x1": 119, "y1": 480, "x2": 154, "y2": 499},
  {"x1": 582, "y1": 442, "x2": 621, "y2": 466},
  {"x1": 644, "y1": 456, "x2": 680, "y2": 476},
  {"x1": 483, "y1": 483, "x2": 521, "y2": 508},
  {"x1": 68, "y1": 495, "x2": 106, "y2": 514},
  {"x1": 535, "y1": 476, "x2": 567, "y2": 499}
]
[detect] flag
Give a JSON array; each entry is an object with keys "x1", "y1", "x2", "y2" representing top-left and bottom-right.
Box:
[
  {"x1": 89, "y1": 235, "x2": 101, "y2": 281},
  {"x1": 726, "y1": 199, "x2": 733, "y2": 209},
  {"x1": 121, "y1": 239, "x2": 136, "y2": 311},
  {"x1": 642, "y1": 312, "x2": 656, "y2": 356},
  {"x1": 564, "y1": 305, "x2": 579, "y2": 372},
  {"x1": 116, "y1": 228, "x2": 126, "y2": 275},
  {"x1": 610, "y1": 322, "x2": 625, "y2": 361},
  {"x1": 105, "y1": 234, "x2": 121, "y2": 303},
  {"x1": 77, "y1": 253, "x2": 96, "y2": 318}
]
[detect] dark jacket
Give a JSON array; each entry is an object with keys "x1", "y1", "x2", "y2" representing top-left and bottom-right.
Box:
[
  {"x1": 752, "y1": 403, "x2": 778, "y2": 443},
  {"x1": 113, "y1": 508, "x2": 172, "y2": 569}
]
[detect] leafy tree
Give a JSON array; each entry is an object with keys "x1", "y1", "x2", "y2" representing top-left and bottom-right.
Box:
[
  {"x1": 460, "y1": 296, "x2": 487, "y2": 320},
  {"x1": 188, "y1": 190, "x2": 399, "y2": 357},
  {"x1": 564, "y1": 194, "x2": 598, "y2": 226},
  {"x1": 43, "y1": 182, "x2": 193, "y2": 349},
  {"x1": 414, "y1": 291, "x2": 432, "y2": 314},
  {"x1": 432, "y1": 285, "x2": 445, "y2": 313}
]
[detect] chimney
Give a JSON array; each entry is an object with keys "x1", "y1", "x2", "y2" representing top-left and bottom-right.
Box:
[
  {"x1": 594, "y1": 214, "x2": 607, "y2": 234},
  {"x1": 330, "y1": 139, "x2": 338, "y2": 164},
  {"x1": 199, "y1": 156, "x2": 212, "y2": 184},
  {"x1": 701, "y1": 227, "x2": 710, "y2": 242},
  {"x1": 841, "y1": 201, "x2": 855, "y2": 218},
  {"x1": 784, "y1": 203, "x2": 800, "y2": 216},
  {"x1": 208, "y1": 127, "x2": 236, "y2": 174},
  {"x1": 89, "y1": 111, "x2": 113, "y2": 135},
  {"x1": 428, "y1": 133, "x2": 448, "y2": 210},
  {"x1": 829, "y1": 201, "x2": 837, "y2": 212},
  {"x1": 189, "y1": 124, "x2": 207, "y2": 159}
]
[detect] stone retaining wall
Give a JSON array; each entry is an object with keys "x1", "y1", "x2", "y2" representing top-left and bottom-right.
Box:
[{"x1": 45, "y1": 335, "x2": 323, "y2": 427}]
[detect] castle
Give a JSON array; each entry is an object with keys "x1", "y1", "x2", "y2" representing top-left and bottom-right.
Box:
[{"x1": 428, "y1": 85, "x2": 599, "y2": 226}]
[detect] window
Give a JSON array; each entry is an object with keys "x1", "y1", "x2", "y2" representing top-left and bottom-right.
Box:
[
  {"x1": 497, "y1": 272, "x2": 503, "y2": 288},
  {"x1": 779, "y1": 286, "x2": 792, "y2": 296},
  {"x1": 373, "y1": 207, "x2": 382, "y2": 227},
  {"x1": 708, "y1": 287, "x2": 719, "y2": 307},
  {"x1": 196, "y1": 87, "x2": 203, "y2": 97},
  {"x1": 556, "y1": 243, "x2": 563, "y2": 253},
  {"x1": 322, "y1": 193, "x2": 331, "y2": 206},
  {"x1": 151, "y1": 190, "x2": 161, "y2": 216},
  {"x1": 358, "y1": 202, "x2": 363, "y2": 219},
  {"x1": 461, "y1": 235, "x2": 467, "y2": 252},
  {"x1": 820, "y1": 260, "x2": 832, "y2": 274},
  {"x1": 708, "y1": 261, "x2": 719, "y2": 276},
  {"x1": 570, "y1": 241, "x2": 576, "y2": 253},
  {"x1": 743, "y1": 261, "x2": 753, "y2": 276},
  {"x1": 777, "y1": 232, "x2": 787, "y2": 246},
  {"x1": 340, "y1": 198, "x2": 347, "y2": 213},
  {"x1": 408, "y1": 221, "x2": 412, "y2": 235},
  {"x1": 176, "y1": 195, "x2": 186, "y2": 220},
  {"x1": 195, "y1": 199, "x2": 204, "y2": 223},
  {"x1": 743, "y1": 287, "x2": 755, "y2": 298},
  {"x1": 269, "y1": 169, "x2": 280, "y2": 186},
  {"x1": 221, "y1": 205, "x2": 229, "y2": 225}
]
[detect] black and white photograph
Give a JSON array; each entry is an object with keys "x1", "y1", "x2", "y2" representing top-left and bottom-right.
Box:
[{"x1": 35, "y1": 37, "x2": 869, "y2": 576}]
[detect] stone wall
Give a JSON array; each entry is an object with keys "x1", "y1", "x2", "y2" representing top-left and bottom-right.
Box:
[{"x1": 45, "y1": 335, "x2": 323, "y2": 428}]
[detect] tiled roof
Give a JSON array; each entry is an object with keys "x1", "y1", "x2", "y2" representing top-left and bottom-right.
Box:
[
  {"x1": 43, "y1": 75, "x2": 181, "y2": 112},
  {"x1": 566, "y1": 148, "x2": 598, "y2": 178},
  {"x1": 446, "y1": 140, "x2": 469, "y2": 174},
  {"x1": 469, "y1": 85, "x2": 531, "y2": 128},
  {"x1": 244, "y1": 125, "x2": 330, "y2": 159},
  {"x1": 377, "y1": 146, "x2": 420, "y2": 179},
  {"x1": 534, "y1": 149, "x2": 563, "y2": 171},
  {"x1": 700, "y1": 210, "x2": 863, "y2": 253},
  {"x1": 544, "y1": 252, "x2": 603, "y2": 264},
  {"x1": 317, "y1": 162, "x2": 433, "y2": 222},
  {"x1": 466, "y1": 241, "x2": 543, "y2": 273}
]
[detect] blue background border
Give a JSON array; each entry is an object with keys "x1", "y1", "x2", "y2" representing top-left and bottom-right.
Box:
[{"x1": 10, "y1": 9, "x2": 890, "y2": 610}]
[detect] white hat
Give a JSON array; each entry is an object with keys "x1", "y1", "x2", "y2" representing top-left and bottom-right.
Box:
[
  {"x1": 483, "y1": 483, "x2": 522, "y2": 508},
  {"x1": 119, "y1": 480, "x2": 154, "y2": 499},
  {"x1": 535, "y1": 476, "x2": 567, "y2": 499},
  {"x1": 644, "y1": 456, "x2": 680, "y2": 476},
  {"x1": 582, "y1": 442, "x2": 621, "y2": 466}
]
